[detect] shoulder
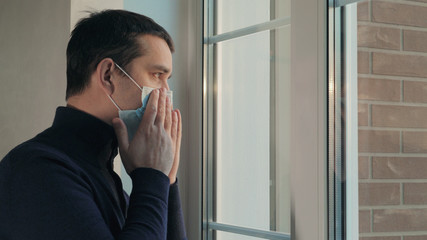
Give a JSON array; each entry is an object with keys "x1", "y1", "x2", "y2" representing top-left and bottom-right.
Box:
[
  {"x1": 2, "y1": 140, "x2": 71, "y2": 168},
  {"x1": 0, "y1": 140, "x2": 96, "y2": 204},
  {"x1": 0, "y1": 139, "x2": 87, "y2": 186}
]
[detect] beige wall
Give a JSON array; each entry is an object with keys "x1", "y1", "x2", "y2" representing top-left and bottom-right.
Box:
[
  {"x1": 71, "y1": 0, "x2": 123, "y2": 29},
  {"x1": 358, "y1": 0, "x2": 427, "y2": 238},
  {"x1": 0, "y1": 0, "x2": 125, "y2": 159},
  {"x1": 0, "y1": 0, "x2": 70, "y2": 158}
]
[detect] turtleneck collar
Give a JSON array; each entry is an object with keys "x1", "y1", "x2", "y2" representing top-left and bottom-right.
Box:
[{"x1": 36, "y1": 106, "x2": 118, "y2": 169}]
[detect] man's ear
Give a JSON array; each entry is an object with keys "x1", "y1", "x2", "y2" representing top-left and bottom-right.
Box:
[{"x1": 96, "y1": 58, "x2": 116, "y2": 95}]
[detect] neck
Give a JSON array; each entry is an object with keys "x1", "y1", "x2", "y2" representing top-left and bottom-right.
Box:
[{"x1": 66, "y1": 94, "x2": 117, "y2": 126}]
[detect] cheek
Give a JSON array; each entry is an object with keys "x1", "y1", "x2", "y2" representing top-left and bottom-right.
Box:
[
  {"x1": 131, "y1": 89, "x2": 143, "y2": 105},
  {"x1": 113, "y1": 84, "x2": 142, "y2": 110}
]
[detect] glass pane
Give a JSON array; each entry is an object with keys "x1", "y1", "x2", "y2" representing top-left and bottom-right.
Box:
[
  {"x1": 215, "y1": 0, "x2": 291, "y2": 35},
  {"x1": 355, "y1": 0, "x2": 427, "y2": 239},
  {"x1": 214, "y1": 231, "x2": 267, "y2": 240},
  {"x1": 214, "y1": 25, "x2": 290, "y2": 233}
]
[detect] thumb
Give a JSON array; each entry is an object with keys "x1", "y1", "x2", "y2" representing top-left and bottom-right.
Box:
[{"x1": 112, "y1": 118, "x2": 129, "y2": 152}]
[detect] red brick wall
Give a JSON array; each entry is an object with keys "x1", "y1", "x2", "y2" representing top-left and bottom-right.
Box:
[{"x1": 358, "y1": 0, "x2": 427, "y2": 239}]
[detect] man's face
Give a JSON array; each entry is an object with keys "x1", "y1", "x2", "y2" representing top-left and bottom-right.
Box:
[{"x1": 111, "y1": 34, "x2": 173, "y2": 111}]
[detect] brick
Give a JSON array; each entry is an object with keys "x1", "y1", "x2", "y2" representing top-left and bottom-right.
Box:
[
  {"x1": 404, "y1": 183, "x2": 427, "y2": 204},
  {"x1": 372, "y1": 105, "x2": 427, "y2": 128},
  {"x1": 358, "y1": 25, "x2": 400, "y2": 50},
  {"x1": 359, "y1": 103, "x2": 369, "y2": 126},
  {"x1": 404, "y1": 30, "x2": 427, "y2": 53},
  {"x1": 404, "y1": 81, "x2": 427, "y2": 103},
  {"x1": 358, "y1": 1, "x2": 369, "y2": 21},
  {"x1": 359, "y1": 51, "x2": 370, "y2": 74},
  {"x1": 359, "y1": 156, "x2": 369, "y2": 179},
  {"x1": 360, "y1": 210, "x2": 371, "y2": 233},
  {"x1": 359, "y1": 130, "x2": 400, "y2": 153},
  {"x1": 360, "y1": 237, "x2": 400, "y2": 240},
  {"x1": 405, "y1": 236, "x2": 427, "y2": 240},
  {"x1": 358, "y1": 78, "x2": 400, "y2": 101},
  {"x1": 359, "y1": 183, "x2": 400, "y2": 206},
  {"x1": 373, "y1": 208, "x2": 427, "y2": 232},
  {"x1": 373, "y1": 157, "x2": 427, "y2": 179},
  {"x1": 403, "y1": 132, "x2": 427, "y2": 153},
  {"x1": 373, "y1": 1, "x2": 427, "y2": 28},
  {"x1": 373, "y1": 52, "x2": 427, "y2": 78}
]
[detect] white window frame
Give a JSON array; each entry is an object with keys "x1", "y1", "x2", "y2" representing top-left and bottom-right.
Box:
[{"x1": 200, "y1": 0, "x2": 328, "y2": 239}]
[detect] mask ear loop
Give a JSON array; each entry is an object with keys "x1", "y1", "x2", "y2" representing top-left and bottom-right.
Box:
[
  {"x1": 114, "y1": 63, "x2": 143, "y2": 91},
  {"x1": 107, "y1": 94, "x2": 122, "y2": 111},
  {"x1": 105, "y1": 66, "x2": 123, "y2": 111},
  {"x1": 108, "y1": 62, "x2": 140, "y2": 111}
]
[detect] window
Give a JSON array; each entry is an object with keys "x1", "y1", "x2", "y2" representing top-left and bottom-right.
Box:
[{"x1": 203, "y1": 0, "x2": 291, "y2": 239}]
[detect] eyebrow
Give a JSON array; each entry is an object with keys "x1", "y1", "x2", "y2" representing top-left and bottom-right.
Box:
[{"x1": 150, "y1": 64, "x2": 172, "y2": 79}]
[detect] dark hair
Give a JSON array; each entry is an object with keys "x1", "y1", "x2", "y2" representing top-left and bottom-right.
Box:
[{"x1": 66, "y1": 10, "x2": 174, "y2": 99}]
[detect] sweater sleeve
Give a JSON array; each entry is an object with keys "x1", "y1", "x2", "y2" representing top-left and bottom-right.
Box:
[
  {"x1": 119, "y1": 168, "x2": 170, "y2": 240},
  {"x1": 0, "y1": 154, "x2": 170, "y2": 240},
  {"x1": 167, "y1": 180, "x2": 187, "y2": 240}
]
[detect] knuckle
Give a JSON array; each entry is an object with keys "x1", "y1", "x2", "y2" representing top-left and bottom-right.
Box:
[{"x1": 151, "y1": 105, "x2": 157, "y2": 112}]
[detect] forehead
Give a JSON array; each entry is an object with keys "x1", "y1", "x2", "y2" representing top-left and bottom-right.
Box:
[{"x1": 130, "y1": 34, "x2": 173, "y2": 72}]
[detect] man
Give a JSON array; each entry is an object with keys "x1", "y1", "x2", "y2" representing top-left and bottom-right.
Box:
[{"x1": 0, "y1": 10, "x2": 187, "y2": 240}]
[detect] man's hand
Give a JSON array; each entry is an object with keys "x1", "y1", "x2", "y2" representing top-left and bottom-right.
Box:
[{"x1": 112, "y1": 88, "x2": 178, "y2": 177}]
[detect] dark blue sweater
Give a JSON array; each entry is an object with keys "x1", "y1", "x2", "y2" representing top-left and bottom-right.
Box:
[{"x1": 0, "y1": 107, "x2": 187, "y2": 240}]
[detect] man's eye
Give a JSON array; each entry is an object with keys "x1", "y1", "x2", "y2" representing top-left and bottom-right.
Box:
[{"x1": 154, "y1": 73, "x2": 162, "y2": 78}]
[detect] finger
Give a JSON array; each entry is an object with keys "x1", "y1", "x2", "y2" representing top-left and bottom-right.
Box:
[
  {"x1": 169, "y1": 110, "x2": 179, "y2": 184},
  {"x1": 164, "y1": 97, "x2": 172, "y2": 135},
  {"x1": 171, "y1": 110, "x2": 178, "y2": 144},
  {"x1": 169, "y1": 93, "x2": 173, "y2": 110},
  {"x1": 176, "y1": 109, "x2": 182, "y2": 151},
  {"x1": 112, "y1": 118, "x2": 129, "y2": 151},
  {"x1": 155, "y1": 88, "x2": 167, "y2": 126},
  {"x1": 169, "y1": 110, "x2": 182, "y2": 184},
  {"x1": 141, "y1": 89, "x2": 159, "y2": 127}
]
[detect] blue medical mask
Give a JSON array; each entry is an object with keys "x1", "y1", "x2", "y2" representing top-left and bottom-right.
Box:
[{"x1": 107, "y1": 63, "x2": 173, "y2": 141}]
